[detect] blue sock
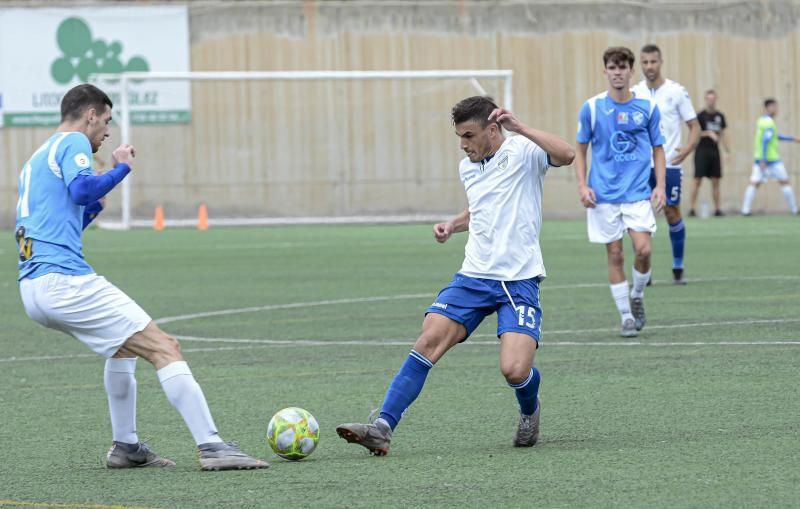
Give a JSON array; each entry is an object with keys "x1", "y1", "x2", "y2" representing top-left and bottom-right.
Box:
[
  {"x1": 509, "y1": 368, "x2": 540, "y2": 416},
  {"x1": 379, "y1": 350, "x2": 433, "y2": 430},
  {"x1": 668, "y1": 219, "x2": 686, "y2": 269}
]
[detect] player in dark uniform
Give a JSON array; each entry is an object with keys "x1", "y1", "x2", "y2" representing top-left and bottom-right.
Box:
[{"x1": 689, "y1": 90, "x2": 729, "y2": 217}]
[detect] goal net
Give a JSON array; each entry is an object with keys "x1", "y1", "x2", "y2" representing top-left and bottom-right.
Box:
[{"x1": 91, "y1": 70, "x2": 513, "y2": 229}]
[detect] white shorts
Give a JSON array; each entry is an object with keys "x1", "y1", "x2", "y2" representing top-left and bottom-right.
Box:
[
  {"x1": 587, "y1": 200, "x2": 657, "y2": 244},
  {"x1": 19, "y1": 273, "x2": 152, "y2": 358},
  {"x1": 750, "y1": 162, "x2": 788, "y2": 183}
]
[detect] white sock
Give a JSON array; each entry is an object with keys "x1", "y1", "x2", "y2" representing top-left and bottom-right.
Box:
[
  {"x1": 630, "y1": 268, "x2": 651, "y2": 299},
  {"x1": 104, "y1": 358, "x2": 139, "y2": 444},
  {"x1": 781, "y1": 185, "x2": 798, "y2": 214},
  {"x1": 157, "y1": 361, "x2": 222, "y2": 445},
  {"x1": 742, "y1": 185, "x2": 757, "y2": 214},
  {"x1": 610, "y1": 281, "x2": 633, "y2": 321}
]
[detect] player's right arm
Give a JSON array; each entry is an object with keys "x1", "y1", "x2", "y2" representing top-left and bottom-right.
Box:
[
  {"x1": 68, "y1": 144, "x2": 134, "y2": 206},
  {"x1": 575, "y1": 101, "x2": 596, "y2": 208},
  {"x1": 574, "y1": 143, "x2": 595, "y2": 208},
  {"x1": 433, "y1": 208, "x2": 469, "y2": 243}
]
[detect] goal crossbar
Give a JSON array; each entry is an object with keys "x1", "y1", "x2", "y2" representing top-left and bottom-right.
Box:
[{"x1": 91, "y1": 69, "x2": 514, "y2": 230}]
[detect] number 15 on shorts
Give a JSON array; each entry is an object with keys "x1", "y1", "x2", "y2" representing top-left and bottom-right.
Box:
[{"x1": 516, "y1": 305, "x2": 537, "y2": 328}]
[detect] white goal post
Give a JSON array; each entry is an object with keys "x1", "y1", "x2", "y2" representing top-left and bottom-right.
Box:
[{"x1": 92, "y1": 69, "x2": 514, "y2": 230}]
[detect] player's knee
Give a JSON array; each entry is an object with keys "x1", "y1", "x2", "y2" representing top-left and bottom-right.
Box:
[
  {"x1": 500, "y1": 360, "x2": 530, "y2": 385},
  {"x1": 635, "y1": 243, "x2": 652, "y2": 260},
  {"x1": 143, "y1": 332, "x2": 183, "y2": 368},
  {"x1": 607, "y1": 246, "x2": 624, "y2": 266},
  {"x1": 413, "y1": 331, "x2": 444, "y2": 359}
]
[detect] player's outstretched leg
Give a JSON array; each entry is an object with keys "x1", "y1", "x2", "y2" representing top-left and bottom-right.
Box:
[
  {"x1": 337, "y1": 314, "x2": 464, "y2": 456},
  {"x1": 104, "y1": 355, "x2": 175, "y2": 468},
  {"x1": 122, "y1": 323, "x2": 268, "y2": 470}
]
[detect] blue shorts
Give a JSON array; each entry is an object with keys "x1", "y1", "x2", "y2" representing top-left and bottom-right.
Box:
[
  {"x1": 426, "y1": 273, "x2": 543, "y2": 343},
  {"x1": 650, "y1": 167, "x2": 683, "y2": 205}
]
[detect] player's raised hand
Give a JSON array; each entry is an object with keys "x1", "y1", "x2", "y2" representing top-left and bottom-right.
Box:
[
  {"x1": 112, "y1": 144, "x2": 136, "y2": 167},
  {"x1": 651, "y1": 186, "x2": 666, "y2": 212},
  {"x1": 488, "y1": 108, "x2": 524, "y2": 133},
  {"x1": 433, "y1": 222, "x2": 454, "y2": 243},
  {"x1": 578, "y1": 185, "x2": 597, "y2": 209}
]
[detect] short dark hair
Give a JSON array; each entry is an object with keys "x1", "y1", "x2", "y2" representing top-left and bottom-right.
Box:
[
  {"x1": 451, "y1": 95, "x2": 499, "y2": 127},
  {"x1": 603, "y1": 47, "x2": 635, "y2": 68},
  {"x1": 764, "y1": 98, "x2": 777, "y2": 108},
  {"x1": 705, "y1": 89, "x2": 716, "y2": 96},
  {"x1": 641, "y1": 43, "x2": 661, "y2": 56},
  {"x1": 61, "y1": 84, "x2": 113, "y2": 121}
]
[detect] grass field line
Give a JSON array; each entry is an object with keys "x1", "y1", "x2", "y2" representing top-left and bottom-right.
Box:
[
  {"x1": 154, "y1": 274, "x2": 800, "y2": 325},
  {"x1": 0, "y1": 500, "x2": 162, "y2": 509},
  {"x1": 2, "y1": 334, "x2": 798, "y2": 365}
]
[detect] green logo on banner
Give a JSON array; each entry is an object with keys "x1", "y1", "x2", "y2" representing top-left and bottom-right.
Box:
[{"x1": 51, "y1": 17, "x2": 149, "y2": 83}]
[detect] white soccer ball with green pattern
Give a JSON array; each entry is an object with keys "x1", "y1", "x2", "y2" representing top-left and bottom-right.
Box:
[{"x1": 267, "y1": 407, "x2": 320, "y2": 460}]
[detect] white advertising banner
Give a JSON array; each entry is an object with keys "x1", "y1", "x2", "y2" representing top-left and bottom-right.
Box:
[{"x1": 0, "y1": 6, "x2": 190, "y2": 127}]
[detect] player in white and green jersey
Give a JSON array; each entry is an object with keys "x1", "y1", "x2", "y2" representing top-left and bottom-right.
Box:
[{"x1": 741, "y1": 98, "x2": 799, "y2": 215}]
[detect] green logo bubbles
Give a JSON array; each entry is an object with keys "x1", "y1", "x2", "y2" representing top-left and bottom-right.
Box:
[{"x1": 51, "y1": 17, "x2": 149, "y2": 83}]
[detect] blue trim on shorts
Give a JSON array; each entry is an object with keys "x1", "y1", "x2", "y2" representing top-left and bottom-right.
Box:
[{"x1": 426, "y1": 273, "x2": 543, "y2": 343}]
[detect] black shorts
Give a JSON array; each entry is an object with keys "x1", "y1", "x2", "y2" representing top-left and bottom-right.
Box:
[{"x1": 694, "y1": 149, "x2": 721, "y2": 179}]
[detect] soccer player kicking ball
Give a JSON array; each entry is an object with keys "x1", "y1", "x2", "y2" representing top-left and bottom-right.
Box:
[
  {"x1": 15, "y1": 84, "x2": 267, "y2": 471},
  {"x1": 336, "y1": 96, "x2": 575, "y2": 455},
  {"x1": 574, "y1": 47, "x2": 667, "y2": 338}
]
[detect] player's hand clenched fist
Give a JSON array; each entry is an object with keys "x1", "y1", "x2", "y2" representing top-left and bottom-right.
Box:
[
  {"x1": 112, "y1": 144, "x2": 136, "y2": 167},
  {"x1": 433, "y1": 222, "x2": 454, "y2": 243}
]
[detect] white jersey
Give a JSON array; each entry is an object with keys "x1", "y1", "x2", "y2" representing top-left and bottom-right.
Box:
[
  {"x1": 458, "y1": 135, "x2": 551, "y2": 281},
  {"x1": 632, "y1": 79, "x2": 696, "y2": 167}
]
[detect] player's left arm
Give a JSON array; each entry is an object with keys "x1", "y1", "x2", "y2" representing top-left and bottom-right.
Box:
[
  {"x1": 651, "y1": 145, "x2": 667, "y2": 212},
  {"x1": 82, "y1": 200, "x2": 104, "y2": 230},
  {"x1": 670, "y1": 88, "x2": 700, "y2": 165},
  {"x1": 778, "y1": 134, "x2": 800, "y2": 142},
  {"x1": 488, "y1": 108, "x2": 575, "y2": 167}
]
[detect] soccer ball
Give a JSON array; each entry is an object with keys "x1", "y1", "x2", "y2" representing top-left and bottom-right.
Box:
[{"x1": 266, "y1": 407, "x2": 320, "y2": 460}]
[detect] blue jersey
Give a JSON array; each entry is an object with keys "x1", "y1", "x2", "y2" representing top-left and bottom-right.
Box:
[
  {"x1": 15, "y1": 132, "x2": 96, "y2": 280},
  {"x1": 577, "y1": 91, "x2": 664, "y2": 204}
]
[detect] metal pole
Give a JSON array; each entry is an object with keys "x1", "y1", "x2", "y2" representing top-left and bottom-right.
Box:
[
  {"x1": 503, "y1": 72, "x2": 513, "y2": 112},
  {"x1": 119, "y1": 74, "x2": 131, "y2": 230}
]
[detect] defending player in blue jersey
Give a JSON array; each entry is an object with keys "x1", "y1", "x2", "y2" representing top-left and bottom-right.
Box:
[
  {"x1": 336, "y1": 96, "x2": 575, "y2": 455},
  {"x1": 575, "y1": 47, "x2": 667, "y2": 337},
  {"x1": 15, "y1": 84, "x2": 267, "y2": 471}
]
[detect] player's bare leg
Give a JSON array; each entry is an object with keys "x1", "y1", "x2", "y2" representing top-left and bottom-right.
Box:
[
  {"x1": 628, "y1": 230, "x2": 653, "y2": 331},
  {"x1": 501, "y1": 333, "x2": 540, "y2": 446},
  {"x1": 711, "y1": 177, "x2": 723, "y2": 215},
  {"x1": 689, "y1": 177, "x2": 703, "y2": 216},
  {"x1": 337, "y1": 314, "x2": 465, "y2": 456},
  {"x1": 606, "y1": 240, "x2": 636, "y2": 337},
  {"x1": 122, "y1": 323, "x2": 268, "y2": 470}
]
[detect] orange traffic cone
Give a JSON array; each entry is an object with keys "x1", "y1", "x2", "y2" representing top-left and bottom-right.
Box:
[
  {"x1": 154, "y1": 205, "x2": 165, "y2": 231},
  {"x1": 197, "y1": 203, "x2": 209, "y2": 230}
]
